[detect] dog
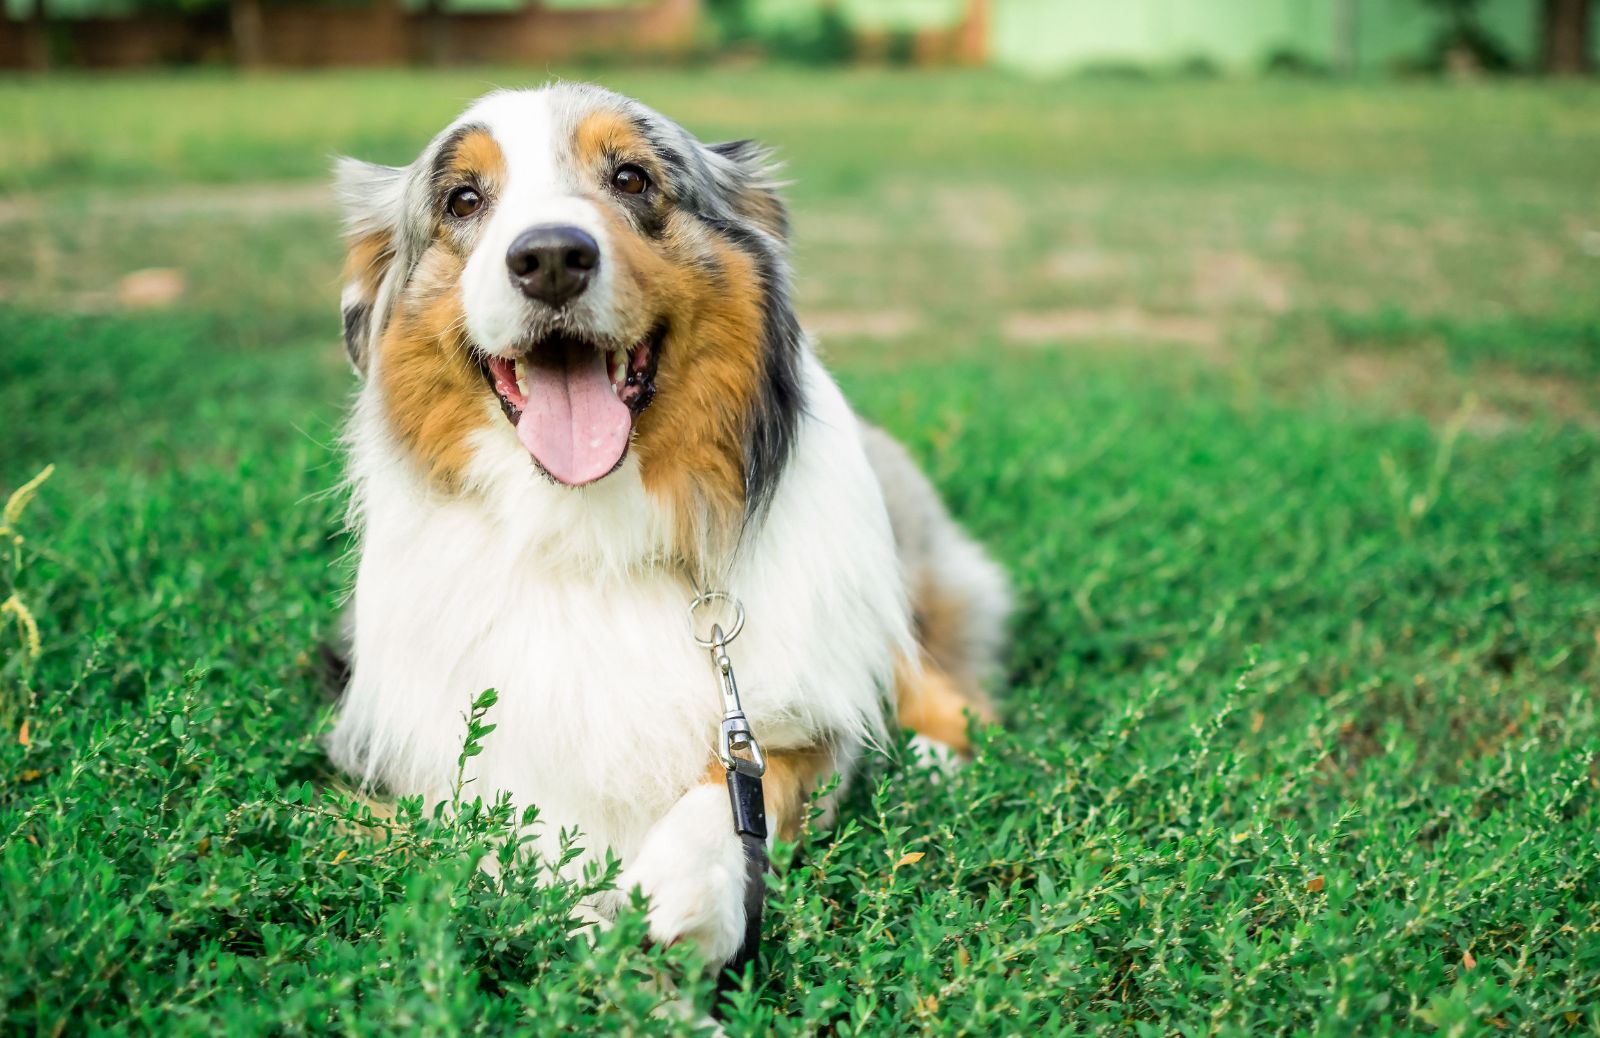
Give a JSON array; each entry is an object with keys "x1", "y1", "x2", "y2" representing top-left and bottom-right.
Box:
[{"x1": 328, "y1": 83, "x2": 1009, "y2": 968}]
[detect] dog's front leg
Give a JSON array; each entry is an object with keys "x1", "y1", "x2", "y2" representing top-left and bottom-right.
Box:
[{"x1": 618, "y1": 747, "x2": 835, "y2": 966}]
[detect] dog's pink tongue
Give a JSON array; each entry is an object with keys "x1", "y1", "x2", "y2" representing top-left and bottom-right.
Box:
[{"x1": 516, "y1": 349, "x2": 631, "y2": 486}]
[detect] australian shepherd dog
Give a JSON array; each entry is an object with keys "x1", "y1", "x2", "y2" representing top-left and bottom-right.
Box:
[{"x1": 329, "y1": 83, "x2": 1009, "y2": 968}]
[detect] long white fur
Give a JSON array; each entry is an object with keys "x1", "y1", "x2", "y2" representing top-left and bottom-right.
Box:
[{"x1": 336, "y1": 351, "x2": 910, "y2": 961}]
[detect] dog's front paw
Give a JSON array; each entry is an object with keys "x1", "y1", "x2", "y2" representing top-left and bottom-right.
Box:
[{"x1": 620, "y1": 784, "x2": 750, "y2": 966}]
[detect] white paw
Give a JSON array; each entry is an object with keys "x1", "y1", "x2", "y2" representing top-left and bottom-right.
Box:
[
  {"x1": 619, "y1": 784, "x2": 749, "y2": 966},
  {"x1": 908, "y1": 734, "x2": 963, "y2": 777}
]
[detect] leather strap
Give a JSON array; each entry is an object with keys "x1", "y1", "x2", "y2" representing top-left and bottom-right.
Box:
[{"x1": 718, "y1": 765, "x2": 768, "y2": 998}]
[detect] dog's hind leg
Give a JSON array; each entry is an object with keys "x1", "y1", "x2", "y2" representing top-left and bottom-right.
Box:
[
  {"x1": 861, "y1": 422, "x2": 1011, "y2": 757},
  {"x1": 894, "y1": 652, "x2": 996, "y2": 757}
]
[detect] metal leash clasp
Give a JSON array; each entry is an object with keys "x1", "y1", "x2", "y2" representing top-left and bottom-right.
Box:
[
  {"x1": 689, "y1": 588, "x2": 769, "y2": 991},
  {"x1": 689, "y1": 591, "x2": 765, "y2": 776}
]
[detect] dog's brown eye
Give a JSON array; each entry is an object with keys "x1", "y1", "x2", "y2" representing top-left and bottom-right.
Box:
[
  {"x1": 612, "y1": 165, "x2": 650, "y2": 196},
  {"x1": 446, "y1": 187, "x2": 482, "y2": 219}
]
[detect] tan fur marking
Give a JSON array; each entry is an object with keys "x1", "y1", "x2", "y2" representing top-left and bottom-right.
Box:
[
  {"x1": 573, "y1": 109, "x2": 652, "y2": 170},
  {"x1": 914, "y1": 572, "x2": 996, "y2": 710},
  {"x1": 564, "y1": 114, "x2": 773, "y2": 563},
  {"x1": 604, "y1": 209, "x2": 766, "y2": 564},
  {"x1": 377, "y1": 248, "x2": 492, "y2": 488},
  {"x1": 447, "y1": 129, "x2": 506, "y2": 184},
  {"x1": 644, "y1": 239, "x2": 765, "y2": 552},
  {"x1": 701, "y1": 745, "x2": 835, "y2": 844},
  {"x1": 343, "y1": 233, "x2": 392, "y2": 299},
  {"x1": 894, "y1": 652, "x2": 995, "y2": 756},
  {"x1": 374, "y1": 128, "x2": 503, "y2": 492}
]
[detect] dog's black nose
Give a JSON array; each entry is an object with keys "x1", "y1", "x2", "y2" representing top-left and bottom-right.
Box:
[{"x1": 506, "y1": 226, "x2": 600, "y2": 306}]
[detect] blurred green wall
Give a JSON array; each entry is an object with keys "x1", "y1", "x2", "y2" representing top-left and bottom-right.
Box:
[
  {"x1": 746, "y1": 0, "x2": 1591, "y2": 73},
  {"x1": 992, "y1": 0, "x2": 1330, "y2": 70},
  {"x1": 990, "y1": 0, "x2": 1549, "y2": 72}
]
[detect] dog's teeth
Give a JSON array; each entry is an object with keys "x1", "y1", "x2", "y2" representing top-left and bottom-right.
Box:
[{"x1": 513, "y1": 358, "x2": 528, "y2": 396}]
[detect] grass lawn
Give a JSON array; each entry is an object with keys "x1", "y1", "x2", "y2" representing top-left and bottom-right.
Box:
[{"x1": 2, "y1": 68, "x2": 1598, "y2": 1034}]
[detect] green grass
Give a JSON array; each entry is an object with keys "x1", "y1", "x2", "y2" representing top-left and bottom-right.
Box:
[{"x1": 2, "y1": 69, "x2": 1599, "y2": 1034}]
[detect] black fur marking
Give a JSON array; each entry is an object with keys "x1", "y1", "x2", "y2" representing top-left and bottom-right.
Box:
[
  {"x1": 633, "y1": 115, "x2": 691, "y2": 180},
  {"x1": 620, "y1": 174, "x2": 669, "y2": 241},
  {"x1": 704, "y1": 217, "x2": 805, "y2": 525},
  {"x1": 341, "y1": 301, "x2": 371, "y2": 370},
  {"x1": 429, "y1": 123, "x2": 490, "y2": 202},
  {"x1": 744, "y1": 291, "x2": 805, "y2": 523},
  {"x1": 639, "y1": 199, "x2": 669, "y2": 241}
]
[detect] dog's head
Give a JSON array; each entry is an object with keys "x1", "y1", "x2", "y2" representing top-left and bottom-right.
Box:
[{"x1": 336, "y1": 84, "x2": 802, "y2": 542}]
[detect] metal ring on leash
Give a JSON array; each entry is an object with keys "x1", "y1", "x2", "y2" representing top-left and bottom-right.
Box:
[{"x1": 688, "y1": 590, "x2": 745, "y2": 648}]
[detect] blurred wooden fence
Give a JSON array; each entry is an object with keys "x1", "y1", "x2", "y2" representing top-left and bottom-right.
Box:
[{"x1": 0, "y1": 0, "x2": 701, "y2": 68}]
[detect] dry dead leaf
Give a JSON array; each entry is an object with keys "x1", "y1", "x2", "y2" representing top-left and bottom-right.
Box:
[
  {"x1": 20, "y1": 769, "x2": 40, "y2": 781},
  {"x1": 1462, "y1": 948, "x2": 1477, "y2": 971},
  {"x1": 895, "y1": 851, "x2": 925, "y2": 869},
  {"x1": 17, "y1": 719, "x2": 29, "y2": 746},
  {"x1": 1306, "y1": 875, "x2": 1325, "y2": 893},
  {"x1": 955, "y1": 945, "x2": 970, "y2": 969},
  {"x1": 332, "y1": 849, "x2": 349, "y2": 865}
]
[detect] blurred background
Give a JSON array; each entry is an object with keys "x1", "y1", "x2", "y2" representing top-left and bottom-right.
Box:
[
  {"x1": 2, "y1": 0, "x2": 1596, "y2": 442},
  {"x1": 1, "y1": 0, "x2": 1596, "y2": 75},
  {"x1": 2, "y1": 0, "x2": 1596, "y2": 497},
  {"x1": 3, "y1": 5, "x2": 1599, "y2": 1029}
]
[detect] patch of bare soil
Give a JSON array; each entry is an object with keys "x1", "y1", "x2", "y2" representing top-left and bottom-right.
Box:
[
  {"x1": 923, "y1": 185, "x2": 1025, "y2": 250},
  {"x1": 794, "y1": 211, "x2": 889, "y2": 246},
  {"x1": 117, "y1": 268, "x2": 187, "y2": 310},
  {"x1": 1190, "y1": 249, "x2": 1292, "y2": 314},
  {"x1": 1477, "y1": 365, "x2": 1600, "y2": 430},
  {"x1": 1333, "y1": 351, "x2": 1598, "y2": 432},
  {"x1": 803, "y1": 309, "x2": 921, "y2": 340},
  {"x1": 1002, "y1": 307, "x2": 1223, "y2": 353},
  {"x1": 1043, "y1": 247, "x2": 1124, "y2": 283}
]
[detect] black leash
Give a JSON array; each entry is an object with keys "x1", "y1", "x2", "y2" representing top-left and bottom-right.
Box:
[
  {"x1": 689, "y1": 592, "x2": 769, "y2": 1000},
  {"x1": 721, "y1": 761, "x2": 767, "y2": 991}
]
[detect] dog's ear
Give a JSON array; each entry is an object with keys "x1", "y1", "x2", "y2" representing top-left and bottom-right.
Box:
[
  {"x1": 706, "y1": 139, "x2": 789, "y2": 241},
  {"x1": 333, "y1": 157, "x2": 409, "y2": 374}
]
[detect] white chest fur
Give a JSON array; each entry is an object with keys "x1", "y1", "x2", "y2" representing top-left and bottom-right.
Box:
[{"x1": 330, "y1": 355, "x2": 912, "y2": 868}]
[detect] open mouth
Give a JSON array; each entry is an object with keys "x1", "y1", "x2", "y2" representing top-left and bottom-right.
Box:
[{"x1": 479, "y1": 329, "x2": 661, "y2": 486}]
